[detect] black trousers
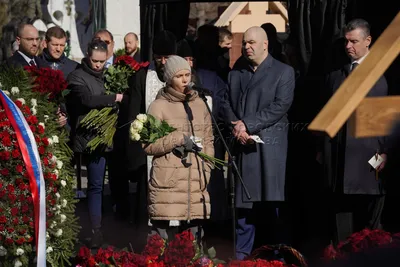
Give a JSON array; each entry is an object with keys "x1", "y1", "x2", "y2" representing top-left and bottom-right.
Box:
[
  {"x1": 108, "y1": 158, "x2": 147, "y2": 222},
  {"x1": 332, "y1": 194, "x2": 385, "y2": 244}
]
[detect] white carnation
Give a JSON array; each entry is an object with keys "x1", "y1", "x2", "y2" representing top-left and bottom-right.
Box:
[
  {"x1": 60, "y1": 180, "x2": 66, "y2": 187},
  {"x1": 62, "y1": 199, "x2": 67, "y2": 207},
  {"x1": 14, "y1": 260, "x2": 22, "y2": 267},
  {"x1": 56, "y1": 160, "x2": 63, "y2": 169},
  {"x1": 11, "y1": 87, "x2": 19, "y2": 95},
  {"x1": 50, "y1": 221, "x2": 57, "y2": 229},
  {"x1": 16, "y1": 98, "x2": 25, "y2": 105},
  {"x1": 60, "y1": 214, "x2": 67, "y2": 223},
  {"x1": 46, "y1": 231, "x2": 50, "y2": 239},
  {"x1": 31, "y1": 98, "x2": 37, "y2": 107},
  {"x1": 48, "y1": 138, "x2": 53, "y2": 145},
  {"x1": 46, "y1": 247, "x2": 53, "y2": 253},
  {"x1": 55, "y1": 229, "x2": 63, "y2": 237},
  {"x1": 16, "y1": 248, "x2": 24, "y2": 256},
  {"x1": 55, "y1": 193, "x2": 60, "y2": 199},
  {"x1": 136, "y1": 114, "x2": 148, "y2": 123},
  {"x1": 31, "y1": 107, "x2": 37, "y2": 115},
  {"x1": 51, "y1": 135, "x2": 59, "y2": 143},
  {"x1": 0, "y1": 246, "x2": 7, "y2": 256},
  {"x1": 51, "y1": 155, "x2": 57, "y2": 163},
  {"x1": 44, "y1": 115, "x2": 49, "y2": 122}
]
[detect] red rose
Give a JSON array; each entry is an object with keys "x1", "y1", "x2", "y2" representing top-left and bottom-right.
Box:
[
  {"x1": 16, "y1": 164, "x2": 23, "y2": 173},
  {"x1": 0, "y1": 168, "x2": 9, "y2": 176},
  {"x1": 11, "y1": 149, "x2": 21, "y2": 159},
  {"x1": 143, "y1": 234, "x2": 165, "y2": 257}
]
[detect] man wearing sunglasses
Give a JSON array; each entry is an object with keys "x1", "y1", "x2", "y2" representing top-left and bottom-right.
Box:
[
  {"x1": 93, "y1": 29, "x2": 115, "y2": 69},
  {"x1": 5, "y1": 23, "x2": 48, "y2": 68}
]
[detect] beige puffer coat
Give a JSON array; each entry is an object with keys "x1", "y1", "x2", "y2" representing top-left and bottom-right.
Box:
[{"x1": 144, "y1": 87, "x2": 214, "y2": 221}]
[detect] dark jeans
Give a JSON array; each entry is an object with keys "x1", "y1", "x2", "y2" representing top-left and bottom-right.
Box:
[{"x1": 86, "y1": 155, "x2": 106, "y2": 229}]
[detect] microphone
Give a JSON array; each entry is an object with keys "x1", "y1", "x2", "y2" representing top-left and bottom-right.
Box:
[{"x1": 186, "y1": 82, "x2": 213, "y2": 96}]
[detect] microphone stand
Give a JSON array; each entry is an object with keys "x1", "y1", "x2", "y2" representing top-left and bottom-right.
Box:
[{"x1": 197, "y1": 91, "x2": 251, "y2": 260}]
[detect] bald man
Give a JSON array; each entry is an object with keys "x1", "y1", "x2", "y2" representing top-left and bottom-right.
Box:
[
  {"x1": 6, "y1": 23, "x2": 48, "y2": 68},
  {"x1": 221, "y1": 26, "x2": 295, "y2": 259},
  {"x1": 124, "y1": 32, "x2": 141, "y2": 62}
]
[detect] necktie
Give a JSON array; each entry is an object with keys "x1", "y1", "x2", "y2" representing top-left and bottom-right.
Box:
[
  {"x1": 29, "y1": 60, "x2": 36, "y2": 67},
  {"x1": 351, "y1": 62, "x2": 359, "y2": 72}
]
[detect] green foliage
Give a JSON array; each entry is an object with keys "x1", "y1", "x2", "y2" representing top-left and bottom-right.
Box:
[
  {"x1": 79, "y1": 107, "x2": 118, "y2": 152},
  {"x1": 103, "y1": 64, "x2": 134, "y2": 94},
  {"x1": 114, "y1": 48, "x2": 125, "y2": 57},
  {"x1": 0, "y1": 65, "x2": 79, "y2": 266}
]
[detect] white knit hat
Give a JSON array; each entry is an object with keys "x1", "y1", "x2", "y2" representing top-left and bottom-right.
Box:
[{"x1": 163, "y1": 55, "x2": 191, "y2": 83}]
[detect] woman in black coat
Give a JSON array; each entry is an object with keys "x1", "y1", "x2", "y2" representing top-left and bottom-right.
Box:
[{"x1": 66, "y1": 39, "x2": 124, "y2": 248}]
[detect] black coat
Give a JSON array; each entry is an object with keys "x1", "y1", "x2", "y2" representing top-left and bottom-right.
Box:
[
  {"x1": 66, "y1": 59, "x2": 117, "y2": 153},
  {"x1": 222, "y1": 55, "x2": 295, "y2": 207},
  {"x1": 321, "y1": 62, "x2": 388, "y2": 195},
  {"x1": 39, "y1": 49, "x2": 78, "y2": 79},
  {"x1": 5, "y1": 51, "x2": 48, "y2": 68},
  {"x1": 111, "y1": 67, "x2": 148, "y2": 172}
]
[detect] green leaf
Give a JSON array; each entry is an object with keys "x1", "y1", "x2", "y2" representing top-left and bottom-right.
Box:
[{"x1": 208, "y1": 247, "x2": 217, "y2": 259}]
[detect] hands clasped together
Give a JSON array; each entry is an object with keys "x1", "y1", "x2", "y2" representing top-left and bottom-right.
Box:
[{"x1": 231, "y1": 120, "x2": 254, "y2": 145}]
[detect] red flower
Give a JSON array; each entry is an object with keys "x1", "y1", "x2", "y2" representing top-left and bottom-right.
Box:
[
  {"x1": 143, "y1": 234, "x2": 165, "y2": 258},
  {"x1": 0, "y1": 168, "x2": 9, "y2": 176},
  {"x1": 24, "y1": 66, "x2": 68, "y2": 100},
  {"x1": 164, "y1": 230, "x2": 196, "y2": 266},
  {"x1": 16, "y1": 164, "x2": 23, "y2": 173}
]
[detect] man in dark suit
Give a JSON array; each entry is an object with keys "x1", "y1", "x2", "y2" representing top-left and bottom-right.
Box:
[
  {"x1": 221, "y1": 26, "x2": 295, "y2": 259},
  {"x1": 6, "y1": 23, "x2": 48, "y2": 68},
  {"x1": 318, "y1": 18, "x2": 388, "y2": 244}
]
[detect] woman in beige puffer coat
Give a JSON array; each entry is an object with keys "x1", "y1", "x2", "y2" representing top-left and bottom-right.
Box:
[{"x1": 144, "y1": 56, "x2": 214, "y2": 239}]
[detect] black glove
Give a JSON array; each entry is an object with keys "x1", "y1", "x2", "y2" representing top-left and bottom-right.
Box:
[{"x1": 183, "y1": 135, "x2": 201, "y2": 152}]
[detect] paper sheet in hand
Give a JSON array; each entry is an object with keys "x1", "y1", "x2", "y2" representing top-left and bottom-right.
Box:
[
  {"x1": 249, "y1": 135, "x2": 265, "y2": 144},
  {"x1": 368, "y1": 154, "x2": 384, "y2": 169}
]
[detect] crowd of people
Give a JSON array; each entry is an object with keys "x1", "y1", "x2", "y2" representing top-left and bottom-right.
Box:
[{"x1": 1, "y1": 17, "x2": 390, "y2": 260}]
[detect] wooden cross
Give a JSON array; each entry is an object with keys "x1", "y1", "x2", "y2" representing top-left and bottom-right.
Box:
[{"x1": 308, "y1": 12, "x2": 400, "y2": 138}]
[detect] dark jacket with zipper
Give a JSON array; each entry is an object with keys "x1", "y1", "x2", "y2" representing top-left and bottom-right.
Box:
[{"x1": 66, "y1": 58, "x2": 116, "y2": 153}]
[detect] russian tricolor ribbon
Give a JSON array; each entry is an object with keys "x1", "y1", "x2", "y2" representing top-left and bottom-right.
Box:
[{"x1": 0, "y1": 90, "x2": 46, "y2": 266}]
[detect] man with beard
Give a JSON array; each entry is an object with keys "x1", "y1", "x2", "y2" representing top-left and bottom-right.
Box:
[
  {"x1": 6, "y1": 24, "x2": 48, "y2": 68},
  {"x1": 109, "y1": 30, "x2": 177, "y2": 223},
  {"x1": 124, "y1": 32, "x2": 141, "y2": 62}
]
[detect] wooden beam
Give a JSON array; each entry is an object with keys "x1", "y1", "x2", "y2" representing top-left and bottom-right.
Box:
[
  {"x1": 348, "y1": 96, "x2": 400, "y2": 138},
  {"x1": 308, "y1": 12, "x2": 400, "y2": 138}
]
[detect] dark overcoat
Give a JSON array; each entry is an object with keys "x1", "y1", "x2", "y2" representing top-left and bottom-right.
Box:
[
  {"x1": 222, "y1": 55, "x2": 295, "y2": 208},
  {"x1": 322, "y1": 62, "x2": 388, "y2": 195}
]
